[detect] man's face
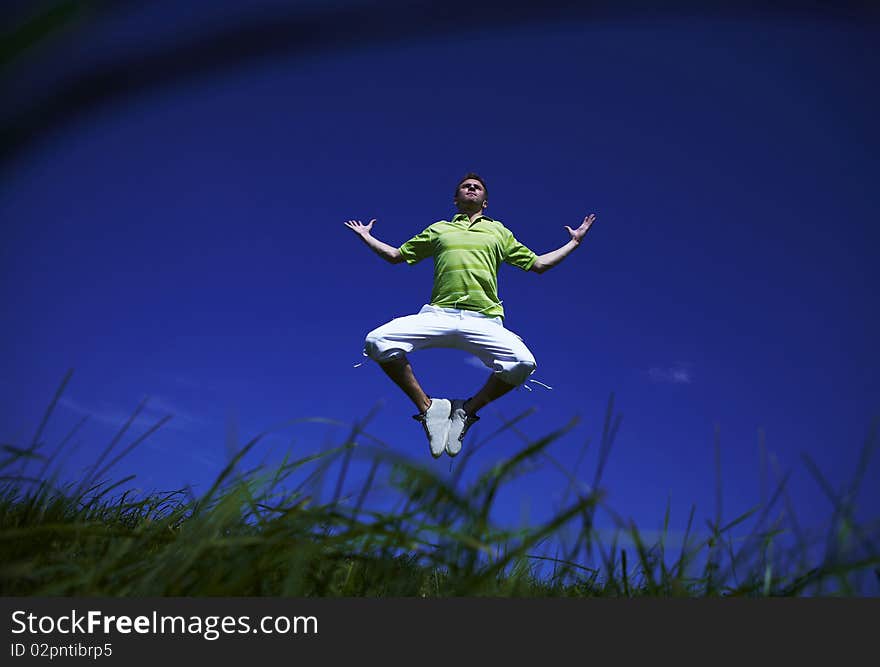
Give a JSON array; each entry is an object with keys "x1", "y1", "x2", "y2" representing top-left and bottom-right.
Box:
[{"x1": 455, "y1": 179, "x2": 488, "y2": 211}]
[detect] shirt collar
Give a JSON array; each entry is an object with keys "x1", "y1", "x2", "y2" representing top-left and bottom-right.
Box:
[{"x1": 452, "y1": 213, "x2": 492, "y2": 225}]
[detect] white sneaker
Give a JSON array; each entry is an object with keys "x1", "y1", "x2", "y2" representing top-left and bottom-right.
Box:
[
  {"x1": 413, "y1": 398, "x2": 452, "y2": 458},
  {"x1": 446, "y1": 398, "x2": 480, "y2": 457}
]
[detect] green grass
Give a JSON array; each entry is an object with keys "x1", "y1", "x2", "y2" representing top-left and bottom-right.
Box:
[{"x1": 1, "y1": 370, "x2": 878, "y2": 596}]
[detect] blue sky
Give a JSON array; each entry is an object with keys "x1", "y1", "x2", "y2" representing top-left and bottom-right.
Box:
[{"x1": 2, "y1": 2, "x2": 878, "y2": 584}]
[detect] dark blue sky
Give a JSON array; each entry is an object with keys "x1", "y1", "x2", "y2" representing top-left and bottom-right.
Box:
[{"x1": 2, "y1": 2, "x2": 878, "y2": 579}]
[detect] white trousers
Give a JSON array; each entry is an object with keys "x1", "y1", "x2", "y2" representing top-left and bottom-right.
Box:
[{"x1": 363, "y1": 304, "x2": 537, "y2": 386}]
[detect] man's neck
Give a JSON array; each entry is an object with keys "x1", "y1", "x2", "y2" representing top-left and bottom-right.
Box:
[{"x1": 455, "y1": 207, "x2": 486, "y2": 223}]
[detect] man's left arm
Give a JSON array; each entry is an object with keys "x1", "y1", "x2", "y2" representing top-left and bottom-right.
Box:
[{"x1": 531, "y1": 214, "x2": 597, "y2": 274}]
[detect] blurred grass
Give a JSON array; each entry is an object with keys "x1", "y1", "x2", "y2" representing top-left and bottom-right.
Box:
[{"x1": 1, "y1": 370, "x2": 878, "y2": 596}]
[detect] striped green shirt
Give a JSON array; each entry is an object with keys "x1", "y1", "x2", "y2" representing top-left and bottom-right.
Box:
[{"x1": 398, "y1": 214, "x2": 536, "y2": 319}]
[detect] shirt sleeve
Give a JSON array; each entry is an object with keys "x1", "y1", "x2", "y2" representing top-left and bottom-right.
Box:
[
  {"x1": 398, "y1": 224, "x2": 437, "y2": 265},
  {"x1": 502, "y1": 227, "x2": 537, "y2": 271}
]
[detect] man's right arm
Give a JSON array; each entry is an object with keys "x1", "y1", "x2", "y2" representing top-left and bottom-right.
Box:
[{"x1": 344, "y1": 218, "x2": 404, "y2": 264}]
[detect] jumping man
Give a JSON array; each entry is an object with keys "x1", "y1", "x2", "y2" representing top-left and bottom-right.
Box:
[{"x1": 344, "y1": 173, "x2": 597, "y2": 458}]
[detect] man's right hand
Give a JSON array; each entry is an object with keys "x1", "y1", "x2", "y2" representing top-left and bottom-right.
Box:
[
  {"x1": 344, "y1": 218, "x2": 376, "y2": 238},
  {"x1": 343, "y1": 218, "x2": 403, "y2": 263}
]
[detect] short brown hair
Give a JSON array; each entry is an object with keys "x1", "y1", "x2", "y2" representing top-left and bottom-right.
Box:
[{"x1": 455, "y1": 173, "x2": 488, "y2": 198}]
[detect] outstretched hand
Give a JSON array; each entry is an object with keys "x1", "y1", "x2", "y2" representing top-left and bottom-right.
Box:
[
  {"x1": 344, "y1": 218, "x2": 376, "y2": 238},
  {"x1": 565, "y1": 214, "x2": 597, "y2": 245}
]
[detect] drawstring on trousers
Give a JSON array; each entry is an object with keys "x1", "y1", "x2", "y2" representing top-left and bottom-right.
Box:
[
  {"x1": 521, "y1": 378, "x2": 553, "y2": 392},
  {"x1": 449, "y1": 293, "x2": 504, "y2": 317}
]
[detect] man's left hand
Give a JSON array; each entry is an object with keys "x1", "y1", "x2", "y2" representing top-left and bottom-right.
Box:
[{"x1": 565, "y1": 214, "x2": 597, "y2": 245}]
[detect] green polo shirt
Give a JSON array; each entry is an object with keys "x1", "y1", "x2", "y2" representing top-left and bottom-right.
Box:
[{"x1": 398, "y1": 213, "x2": 536, "y2": 319}]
